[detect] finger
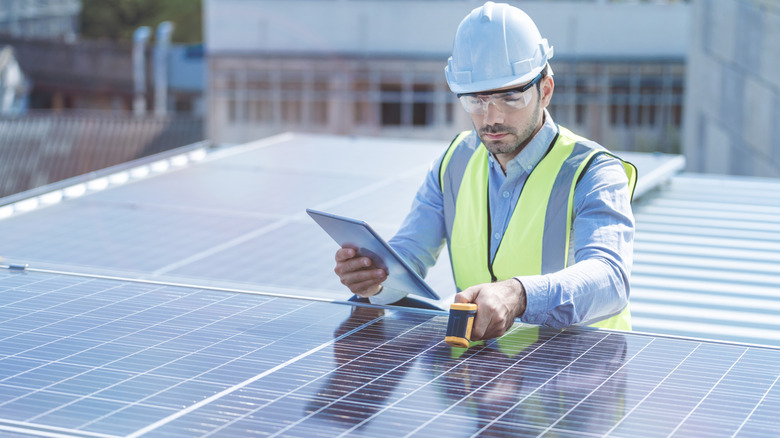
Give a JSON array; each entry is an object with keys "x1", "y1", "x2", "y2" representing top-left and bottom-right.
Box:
[
  {"x1": 454, "y1": 286, "x2": 486, "y2": 339},
  {"x1": 352, "y1": 283, "x2": 383, "y2": 298},
  {"x1": 476, "y1": 304, "x2": 514, "y2": 340},
  {"x1": 482, "y1": 315, "x2": 508, "y2": 340},
  {"x1": 471, "y1": 305, "x2": 491, "y2": 340},
  {"x1": 347, "y1": 276, "x2": 385, "y2": 297},
  {"x1": 454, "y1": 286, "x2": 479, "y2": 304},
  {"x1": 334, "y1": 256, "x2": 375, "y2": 276},
  {"x1": 340, "y1": 268, "x2": 387, "y2": 290},
  {"x1": 341, "y1": 268, "x2": 386, "y2": 284},
  {"x1": 335, "y1": 247, "x2": 357, "y2": 262}
]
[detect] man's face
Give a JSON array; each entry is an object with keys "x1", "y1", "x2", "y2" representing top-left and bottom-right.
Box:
[
  {"x1": 471, "y1": 90, "x2": 542, "y2": 158},
  {"x1": 463, "y1": 75, "x2": 553, "y2": 164}
]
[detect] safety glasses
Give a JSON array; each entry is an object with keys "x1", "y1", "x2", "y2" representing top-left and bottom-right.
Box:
[{"x1": 457, "y1": 72, "x2": 543, "y2": 115}]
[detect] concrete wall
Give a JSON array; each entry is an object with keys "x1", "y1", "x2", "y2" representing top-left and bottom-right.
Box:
[
  {"x1": 205, "y1": 0, "x2": 690, "y2": 59},
  {"x1": 683, "y1": 0, "x2": 780, "y2": 177}
]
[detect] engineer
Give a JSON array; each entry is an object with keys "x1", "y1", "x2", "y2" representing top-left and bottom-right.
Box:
[{"x1": 334, "y1": 1, "x2": 636, "y2": 340}]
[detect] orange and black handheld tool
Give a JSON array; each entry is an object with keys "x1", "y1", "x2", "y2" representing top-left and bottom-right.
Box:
[{"x1": 445, "y1": 303, "x2": 478, "y2": 348}]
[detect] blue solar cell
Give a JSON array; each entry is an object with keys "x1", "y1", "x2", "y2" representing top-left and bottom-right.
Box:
[
  {"x1": 17, "y1": 337, "x2": 102, "y2": 362},
  {"x1": 65, "y1": 343, "x2": 148, "y2": 368},
  {"x1": 143, "y1": 380, "x2": 232, "y2": 410},
  {"x1": 94, "y1": 373, "x2": 184, "y2": 404},
  {"x1": 0, "y1": 384, "x2": 34, "y2": 405},
  {"x1": 47, "y1": 368, "x2": 134, "y2": 396},
  {"x1": 34, "y1": 397, "x2": 128, "y2": 429},
  {"x1": 0, "y1": 390, "x2": 77, "y2": 422},
  {"x1": 81, "y1": 403, "x2": 179, "y2": 436},
  {"x1": 0, "y1": 333, "x2": 61, "y2": 356},
  {"x1": 32, "y1": 315, "x2": 113, "y2": 337},
  {"x1": 0, "y1": 357, "x2": 48, "y2": 381},
  {"x1": 3, "y1": 362, "x2": 91, "y2": 390}
]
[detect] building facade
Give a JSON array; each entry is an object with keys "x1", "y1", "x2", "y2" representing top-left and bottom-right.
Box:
[
  {"x1": 0, "y1": 0, "x2": 80, "y2": 40},
  {"x1": 683, "y1": 0, "x2": 780, "y2": 177},
  {"x1": 206, "y1": 1, "x2": 689, "y2": 153}
]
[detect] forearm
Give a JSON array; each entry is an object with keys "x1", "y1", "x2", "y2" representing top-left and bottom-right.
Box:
[{"x1": 518, "y1": 257, "x2": 629, "y2": 328}]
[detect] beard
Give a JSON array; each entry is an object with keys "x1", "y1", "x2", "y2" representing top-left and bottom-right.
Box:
[{"x1": 477, "y1": 98, "x2": 542, "y2": 158}]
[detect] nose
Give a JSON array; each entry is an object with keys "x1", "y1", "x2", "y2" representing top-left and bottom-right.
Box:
[{"x1": 482, "y1": 99, "x2": 505, "y2": 125}]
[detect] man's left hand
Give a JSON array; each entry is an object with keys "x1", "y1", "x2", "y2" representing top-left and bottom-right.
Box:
[{"x1": 454, "y1": 279, "x2": 527, "y2": 341}]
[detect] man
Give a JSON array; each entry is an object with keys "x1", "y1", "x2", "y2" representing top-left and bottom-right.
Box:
[{"x1": 334, "y1": 1, "x2": 635, "y2": 341}]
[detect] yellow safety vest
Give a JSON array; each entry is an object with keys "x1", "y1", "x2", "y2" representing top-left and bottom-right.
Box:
[{"x1": 438, "y1": 127, "x2": 636, "y2": 330}]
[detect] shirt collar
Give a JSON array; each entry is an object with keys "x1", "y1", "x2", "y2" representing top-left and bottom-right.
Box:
[{"x1": 488, "y1": 109, "x2": 558, "y2": 175}]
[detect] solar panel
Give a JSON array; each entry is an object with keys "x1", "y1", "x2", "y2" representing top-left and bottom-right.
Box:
[
  {"x1": 1, "y1": 268, "x2": 778, "y2": 437},
  {"x1": 0, "y1": 134, "x2": 457, "y2": 303}
]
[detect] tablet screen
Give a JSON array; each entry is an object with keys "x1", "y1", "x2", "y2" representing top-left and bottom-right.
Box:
[{"x1": 306, "y1": 208, "x2": 440, "y2": 300}]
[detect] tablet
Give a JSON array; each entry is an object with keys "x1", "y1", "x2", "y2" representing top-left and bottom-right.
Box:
[{"x1": 306, "y1": 208, "x2": 440, "y2": 300}]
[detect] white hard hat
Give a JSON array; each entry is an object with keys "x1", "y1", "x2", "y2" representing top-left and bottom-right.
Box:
[{"x1": 445, "y1": 1, "x2": 554, "y2": 94}]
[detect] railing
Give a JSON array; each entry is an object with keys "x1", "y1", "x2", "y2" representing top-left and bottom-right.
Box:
[{"x1": 0, "y1": 111, "x2": 204, "y2": 198}]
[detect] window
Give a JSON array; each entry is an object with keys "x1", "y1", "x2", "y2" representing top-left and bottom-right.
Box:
[
  {"x1": 352, "y1": 78, "x2": 373, "y2": 125},
  {"x1": 412, "y1": 83, "x2": 433, "y2": 126},
  {"x1": 247, "y1": 74, "x2": 272, "y2": 122},
  {"x1": 380, "y1": 83, "x2": 402, "y2": 126},
  {"x1": 310, "y1": 78, "x2": 329, "y2": 126}
]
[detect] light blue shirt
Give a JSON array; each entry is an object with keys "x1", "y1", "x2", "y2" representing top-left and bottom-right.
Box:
[{"x1": 373, "y1": 111, "x2": 635, "y2": 329}]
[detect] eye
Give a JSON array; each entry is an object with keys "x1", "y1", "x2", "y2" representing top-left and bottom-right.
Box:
[
  {"x1": 499, "y1": 92, "x2": 523, "y2": 102},
  {"x1": 464, "y1": 96, "x2": 483, "y2": 105}
]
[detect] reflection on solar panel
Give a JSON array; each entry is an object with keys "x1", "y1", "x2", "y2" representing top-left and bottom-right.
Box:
[{"x1": 1, "y1": 268, "x2": 779, "y2": 437}]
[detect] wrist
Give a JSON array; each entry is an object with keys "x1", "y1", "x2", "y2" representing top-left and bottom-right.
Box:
[{"x1": 512, "y1": 277, "x2": 528, "y2": 317}]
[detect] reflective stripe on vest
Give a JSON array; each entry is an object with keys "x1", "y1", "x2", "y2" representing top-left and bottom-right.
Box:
[{"x1": 439, "y1": 127, "x2": 635, "y2": 330}]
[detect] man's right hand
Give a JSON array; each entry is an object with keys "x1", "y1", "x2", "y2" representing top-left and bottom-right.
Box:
[
  {"x1": 454, "y1": 278, "x2": 527, "y2": 341},
  {"x1": 334, "y1": 246, "x2": 387, "y2": 298}
]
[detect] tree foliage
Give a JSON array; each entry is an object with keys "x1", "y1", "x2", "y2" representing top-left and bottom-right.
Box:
[{"x1": 80, "y1": 0, "x2": 202, "y2": 44}]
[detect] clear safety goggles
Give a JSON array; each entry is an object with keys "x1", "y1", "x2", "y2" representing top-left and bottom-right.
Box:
[{"x1": 457, "y1": 72, "x2": 543, "y2": 115}]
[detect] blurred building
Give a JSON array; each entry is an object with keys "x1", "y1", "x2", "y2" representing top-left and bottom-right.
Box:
[
  {"x1": 0, "y1": 0, "x2": 80, "y2": 40},
  {"x1": 0, "y1": 35, "x2": 204, "y2": 117},
  {"x1": 0, "y1": 2, "x2": 206, "y2": 199},
  {"x1": 683, "y1": 0, "x2": 780, "y2": 177},
  {"x1": 0, "y1": 45, "x2": 28, "y2": 114},
  {"x1": 0, "y1": 0, "x2": 203, "y2": 117},
  {"x1": 168, "y1": 43, "x2": 205, "y2": 115},
  {"x1": 204, "y1": 0, "x2": 689, "y2": 153},
  {"x1": 0, "y1": 0, "x2": 80, "y2": 114}
]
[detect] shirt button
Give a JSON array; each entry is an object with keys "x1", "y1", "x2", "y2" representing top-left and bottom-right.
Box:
[
  {"x1": 503, "y1": 191, "x2": 510, "y2": 198},
  {"x1": 494, "y1": 232, "x2": 501, "y2": 240}
]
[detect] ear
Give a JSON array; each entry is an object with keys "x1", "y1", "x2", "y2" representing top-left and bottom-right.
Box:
[{"x1": 540, "y1": 75, "x2": 554, "y2": 108}]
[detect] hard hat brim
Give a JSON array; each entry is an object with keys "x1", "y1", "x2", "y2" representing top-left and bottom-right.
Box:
[{"x1": 445, "y1": 65, "x2": 546, "y2": 95}]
